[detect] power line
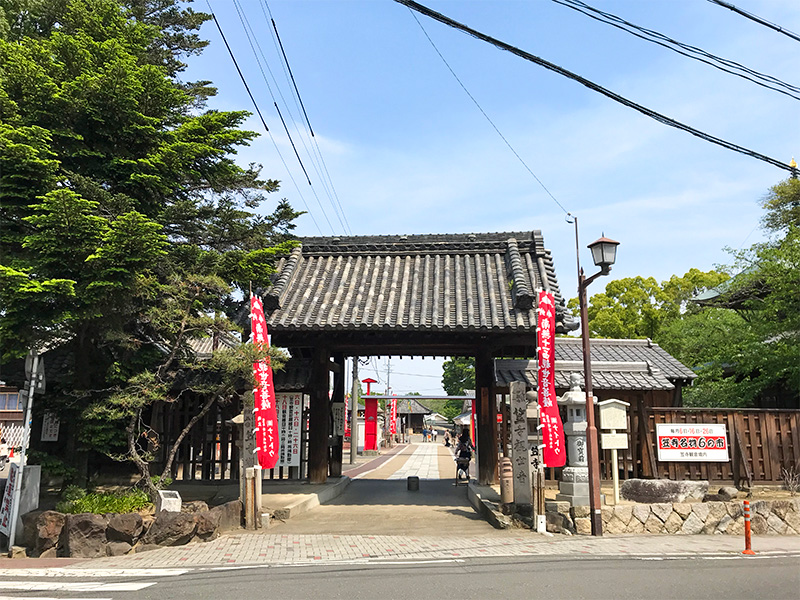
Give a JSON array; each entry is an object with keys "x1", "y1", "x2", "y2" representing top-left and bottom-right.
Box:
[
  {"x1": 261, "y1": 1, "x2": 353, "y2": 235},
  {"x1": 393, "y1": 0, "x2": 795, "y2": 174},
  {"x1": 225, "y1": 0, "x2": 335, "y2": 234},
  {"x1": 555, "y1": 0, "x2": 800, "y2": 101},
  {"x1": 407, "y1": 9, "x2": 569, "y2": 215},
  {"x1": 206, "y1": 0, "x2": 324, "y2": 235},
  {"x1": 707, "y1": 0, "x2": 800, "y2": 44},
  {"x1": 233, "y1": 0, "x2": 349, "y2": 235}
]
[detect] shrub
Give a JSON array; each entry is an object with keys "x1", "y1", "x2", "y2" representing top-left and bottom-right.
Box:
[{"x1": 56, "y1": 488, "x2": 152, "y2": 514}]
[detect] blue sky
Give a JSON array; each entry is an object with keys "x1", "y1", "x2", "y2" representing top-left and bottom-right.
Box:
[{"x1": 186, "y1": 0, "x2": 799, "y2": 394}]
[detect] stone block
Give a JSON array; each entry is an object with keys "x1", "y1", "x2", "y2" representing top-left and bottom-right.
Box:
[
  {"x1": 752, "y1": 500, "x2": 771, "y2": 518},
  {"x1": 727, "y1": 502, "x2": 743, "y2": 519},
  {"x1": 210, "y1": 500, "x2": 243, "y2": 532},
  {"x1": 605, "y1": 515, "x2": 627, "y2": 534},
  {"x1": 717, "y1": 486, "x2": 739, "y2": 501},
  {"x1": 681, "y1": 512, "x2": 704, "y2": 535},
  {"x1": 644, "y1": 514, "x2": 665, "y2": 533},
  {"x1": 771, "y1": 500, "x2": 793, "y2": 520},
  {"x1": 767, "y1": 513, "x2": 788, "y2": 535},
  {"x1": 9, "y1": 546, "x2": 26, "y2": 558},
  {"x1": 142, "y1": 511, "x2": 197, "y2": 546},
  {"x1": 39, "y1": 547, "x2": 58, "y2": 559},
  {"x1": 546, "y1": 511, "x2": 575, "y2": 535},
  {"x1": 561, "y1": 467, "x2": 589, "y2": 483},
  {"x1": 61, "y1": 513, "x2": 109, "y2": 558},
  {"x1": 651, "y1": 503, "x2": 673, "y2": 522},
  {"x1": 571, "y1": 505, "x2": 591, "y2": 519},
  {"x1": 559, "y1": 482, "x2": 590, "y2": 497},
  {"x1": 106, "y1": 541, "x2": 132, "y2": 556},
  {"x1": 107, "y1": 512, "x2": 143, "y2": 545},
  {"x1": 621, "y1": 479, "x2": 708, "y2": 503},
  {"x1": 626, "y1": 518, "x2": 645, "y2": 534},
  {"x1": 632, "y1": 504, "x2": 651, "y2": 524},
  {"x1": 155, "y1": 490, "x2": 182, "y2": 514},
  {"x1": 614, "y1": 505, "x2": 633, "y2": 525},
  {"x1": 601, "y1": 506, "x2": 614, "y2": 524},
  {"x1": 706, "y1": 502, "x2": 727, "y2": 523},
  {"x1": 783, "y1": 510, "x2": 800, "y2": 533},
  {"x1": 194, "y1": 510, "x2": 221, "y2": 541},
  {"x1": 181, "y1": 500, "x2": 209, "y2": 514},
  {"x1": 715, "y1": 514, "x2": 732, "y2": 533},
  {"x1": 545, "y1": 501, "x2": 571, "y2": 515},
  {"x1": 663, "y1": 512, "x2": 684, "y2": 534},
  {"x1": 673, "y1": 503, "x2": 692, "y2": 519},
  {"x1": 750, "y1": 514, "x2": 768, "y2": 535},
  {"x1": 24, "y1": 510, "x2": 65, "y2": 557},
  {"x1": 727, "y1": 517, "x2": 744, "y2": 536},
  {"x1": 574, "y1": 517, "x2": 591, "y2": 535},
  {"x1": 691, "y1": 503, "x2": 710, "y2": 522}
]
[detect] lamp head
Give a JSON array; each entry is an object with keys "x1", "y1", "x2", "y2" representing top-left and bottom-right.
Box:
[{"x1": 588, "y1": 235, "x2": 619, "y2": 274}]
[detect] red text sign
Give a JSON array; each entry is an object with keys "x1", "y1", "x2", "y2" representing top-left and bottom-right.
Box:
[
  {"x1": 537, "y1": 291, "x2": 566, "y2": 467},
  {"x1": 251, "y1": 294, "x2": 279, "y2": 469}
]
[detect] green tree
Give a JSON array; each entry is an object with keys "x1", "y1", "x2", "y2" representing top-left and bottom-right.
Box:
[
  {"x1": 441, "y1": 357, "x2": 473, "y2": 419},
  {"x1": 0, "y1": 0, "x2": 301, "y2": 489}
]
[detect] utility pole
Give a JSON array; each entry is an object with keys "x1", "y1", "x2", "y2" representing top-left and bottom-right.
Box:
[
  {"x1": 384, "y1": 358, "x2": 392, "y2": 446},
  {"x1": 350, "y1": 358, "x2": 359, "y2": 464}
]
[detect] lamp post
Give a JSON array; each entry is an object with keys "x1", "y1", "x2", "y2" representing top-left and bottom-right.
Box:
[{"x1": 573, "y1": 216, "x2": 619, "y2": 536}]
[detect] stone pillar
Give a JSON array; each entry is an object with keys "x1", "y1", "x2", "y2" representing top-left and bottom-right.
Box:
[
  {"x1": 556, "y1": 374, "x2": 596, "y2": 506},
  {"x1": 509, "y1": 381, "x2": 532, "y2": 510}
]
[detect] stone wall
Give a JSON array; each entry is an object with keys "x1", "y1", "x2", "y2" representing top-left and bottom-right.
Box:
[
  {"x1": 20, "y1": 500, "x2": 243, "y2": 558},
  {"x1": 546, "y1": 498, "x2": 800, "y2": 536}
]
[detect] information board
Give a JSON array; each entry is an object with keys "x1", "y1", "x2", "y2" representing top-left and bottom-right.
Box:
[
  {"x1": 276, "y1": 392, "x2": 302, "y2": 468},
  {"x1": 656, "y1": 423, "x2": 729, "y2": 462}
]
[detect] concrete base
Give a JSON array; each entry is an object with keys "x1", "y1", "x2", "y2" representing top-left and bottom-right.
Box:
[
  {"x1": 362, "y1": 450, "x2": 380, "y2": 457},
  {"x1": 263, "y1": 477, "x2": 351, "y2": 520},
  {"x1": 558, "y1": 482, "x2": 589, "y2": 497}
]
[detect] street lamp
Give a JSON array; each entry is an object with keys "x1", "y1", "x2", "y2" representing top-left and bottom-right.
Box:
[{"x1": 573, "y1": 217, "x2": 619, "y2": 536}]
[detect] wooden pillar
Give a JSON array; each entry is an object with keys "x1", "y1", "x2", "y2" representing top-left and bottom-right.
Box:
[
  {"x1": 475, "y1": 350, "x2": 497, "y2": 485},
  {"x1": 329, "y1": 353, "x2": 345, "y2": 477},
  {"x1": 308, "y1": 346, "x2": 330, "y2": 483}
]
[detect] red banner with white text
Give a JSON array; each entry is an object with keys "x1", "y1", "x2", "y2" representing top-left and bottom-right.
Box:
[
  {"x1": 251, "y1": 294, "x2": 279, "y2": 469},
  {"x1": 390, "y1": 397, "x2": 397, "y2": 435},
  {"x1": 537, "y1": 290, "x2": 566, "y2": 467}
]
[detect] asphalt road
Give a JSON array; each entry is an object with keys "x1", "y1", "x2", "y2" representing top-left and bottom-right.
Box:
[{"x1": 8, "y1": 555, "x2": 799, "y2": 600}]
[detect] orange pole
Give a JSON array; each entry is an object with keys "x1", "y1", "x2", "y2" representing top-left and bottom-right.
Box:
[{"x1": 742, "y1": 500, "x2": 755, "y2": 555}]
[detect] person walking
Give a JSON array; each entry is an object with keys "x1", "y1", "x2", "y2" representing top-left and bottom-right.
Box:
[{"x1": 432, "y1": 429, "x2": 438, "y2": 443}]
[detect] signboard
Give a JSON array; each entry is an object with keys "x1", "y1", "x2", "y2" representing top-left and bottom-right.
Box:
[
  {"x1": 0, "y1": 463, "x2": 19, "y2": 535},
  {"x1": 496, "y1": 413, "x2": 503, "y2": 424},
  {"x1": 601, "y1": 432, "x2": 628, "y2": 450},
  {"x1": 331, "y1": 402, "x2": 346, "y2": 437},
  {"x1": 251, "y1": 294, "x2": 279, "y2": 470},
  {"x1": 41, "y1": 412, "x2": 60, "y2": 442},
  {"x1": 276, "y1": 393, "x2": 302, "y2": 468},
  {"x1": 656, "y1": 423, "x2": 730, "y2": 462},
  {"x1": 536, "y1": 290, "x2": 566, "y2": 467}
]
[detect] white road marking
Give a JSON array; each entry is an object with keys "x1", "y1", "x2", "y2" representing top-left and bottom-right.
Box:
[
  {"x1": 0, "y1": 597, "x2": 111, "y2": 600},
  {"x1": 0, "y1": 581, "x2": 155, "y2": 592},
  {"x1": 0, "y1": 568, "x2": 187, "y2": 578}
]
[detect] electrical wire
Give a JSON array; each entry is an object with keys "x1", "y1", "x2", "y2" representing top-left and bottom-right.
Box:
[
  {"x1": 206, "y1": 1, "x2": 324, "y2": 234},
  {"x1": 554, "y1": 0, "x2": 800, "y2": 102},
  {"x1": 407, "y1": 9, "x2": 569, "y2": 215},
  {"x1": 707, "y1": 0, "x2": 800, "y2": 44},
  {"x1": 261, "y1": 1, "x2": 353, "y2": 235},
  {"x1": 393, "y1": 0, "x2": 795, "y2": 174},
  {"x1": 227, "y1": 0, "x2": 336, "y2": 234}
]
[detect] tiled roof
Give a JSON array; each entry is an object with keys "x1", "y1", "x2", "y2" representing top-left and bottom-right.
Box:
[
  {"x1": 495, "y1": 339, "x2": 695, "y2": 391},
  {"x1": 495, "y1": 358, "x2": 675, "y2": 391},
  {"x1": 264, "y1": 232, "x2": 575, "y2": 334},
  {"x1": 186, "y1": 332, "x2": 241, "y2": 360},
  {"x1": 552, "y1": 338, "x2": 696, "y2": 381},
  {"x1": 395, "y1": 398, "x2": 432, "y2": 415}
]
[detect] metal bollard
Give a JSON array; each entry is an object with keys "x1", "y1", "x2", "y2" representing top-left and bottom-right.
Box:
[
  {"x1": 499, "y1": 457, "x2": 514, "y2": 504},
  {"x1": 407, "y1": 476, "x2": 420, "y2": 491},
  {"x1": 742, "y1": 500, "x2": 755, "y2": 555}
]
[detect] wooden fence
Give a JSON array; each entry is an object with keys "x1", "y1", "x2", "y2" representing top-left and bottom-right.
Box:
[{"x1": 596, "y1": 407, "x2": 800, "y2": 484}]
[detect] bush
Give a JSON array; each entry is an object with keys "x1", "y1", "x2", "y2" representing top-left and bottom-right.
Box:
[
  {"x1": 26, "y1": 450, "x2": 77, "y2": 481},
  {"x1": 56, "y1": 488, "x2": 152, "y2": 514}
]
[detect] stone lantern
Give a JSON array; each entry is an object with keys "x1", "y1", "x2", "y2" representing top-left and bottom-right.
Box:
[{"x1": 555, "y1": 373, "x2": 596, "y2": 506}]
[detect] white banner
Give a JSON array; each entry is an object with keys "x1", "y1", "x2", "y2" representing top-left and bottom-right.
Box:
[
  {"x1": 276, "y1": 393, "x2": 302, "y2": 468},
  {"x1": 656, "y1": 423, "x2": 730, "y2": 462},
  {"x1": 331, "y1": 402, "x2": 346, "y2": 437},
  {"x1": 0, "y1": 463, "x2": 19, "y2": 535}
]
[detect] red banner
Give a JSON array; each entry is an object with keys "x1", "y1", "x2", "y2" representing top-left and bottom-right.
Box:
[
  {"x1": 389, "y1": 397, "x2": 397, "y2": 435},
  {"x1": 251, "y1": 294, "x2": 279, "y2": 469},
  {"x1": 537, "y1": 290, "x2": 566, "y2": 467}
]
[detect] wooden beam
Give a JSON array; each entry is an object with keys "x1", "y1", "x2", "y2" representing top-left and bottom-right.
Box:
[
  {"x1": 308, "y1": 346, "x2": 330, "y2": 483},
  {"x1": 475, "y1": 351, "x2": 497, "y2": 485},
  {"x1": 329, "y1": 353, "x2": 345, "y2": 477}
]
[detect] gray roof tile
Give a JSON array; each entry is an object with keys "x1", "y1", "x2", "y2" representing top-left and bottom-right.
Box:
[{"x1": 265, "y1": 232, "x2": 574, "y2": 333}]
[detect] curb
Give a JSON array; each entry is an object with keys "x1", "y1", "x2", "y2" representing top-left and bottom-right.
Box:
[
  {"x1": 467, "y1": 481, "x2": 511, "y2": 529},
  {"x1": 271, "y1": 477, "x2": 351, "y2": 520}
]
